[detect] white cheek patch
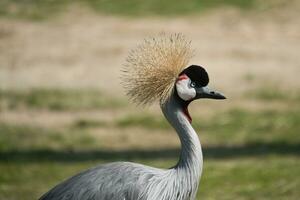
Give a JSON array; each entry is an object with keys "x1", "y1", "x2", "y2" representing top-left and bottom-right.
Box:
[{"x1": 176, "y1": 77, "x2": 196, "y2": 101}]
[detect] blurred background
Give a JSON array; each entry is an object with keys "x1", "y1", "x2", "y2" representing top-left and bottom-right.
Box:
[{"x1": 0, "y1": 0, "x2": 299, "y2": 199}]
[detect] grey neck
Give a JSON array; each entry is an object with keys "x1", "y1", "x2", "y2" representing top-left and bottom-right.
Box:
[{"x1": 161, "y1": 93, "x2": 203, "y2": 192}]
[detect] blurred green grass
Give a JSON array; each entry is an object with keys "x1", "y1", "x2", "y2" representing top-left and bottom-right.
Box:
[
  {"x1": 2, "y1": 108, "x2": 299, "y2": 151},
  {"x1": 0, "y1": 123, "x2": 97, "y2": 151},
  {"x1": 0, "y1": 89, "x2": 126, "y2": 111},
  {"x1": 0, "y1": 0, "x2": 258, "y2": 20}
]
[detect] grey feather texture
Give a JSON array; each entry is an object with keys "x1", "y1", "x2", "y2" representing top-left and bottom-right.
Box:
[
  {"x1": 40, "y1": 162, "x2": 160, "y2": 200},
  {"x1": 39, "y1": 93, "x2": 203, "y2": 200}
]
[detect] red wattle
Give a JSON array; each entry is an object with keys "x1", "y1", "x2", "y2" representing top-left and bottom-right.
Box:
[{"x1": 183, "y1": 106, "x2": 192, "y2": 123}]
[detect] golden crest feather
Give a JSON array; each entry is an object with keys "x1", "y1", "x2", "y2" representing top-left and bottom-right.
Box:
[{"x1": 122, "y1": 33, "x2": 194, "y2": 105}]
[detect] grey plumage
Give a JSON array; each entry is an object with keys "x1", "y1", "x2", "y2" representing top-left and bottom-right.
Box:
[
  {"x1": 40, "y1": 162, "x2": 158, "y2": 200},
  {"x1": 39, "y1": 93, "x2": 203, "y2": 200}
]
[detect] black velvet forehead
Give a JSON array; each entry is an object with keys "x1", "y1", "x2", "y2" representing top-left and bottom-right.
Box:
[{"x1": 179, "y1": 65, "x2": 209, "y2": 87}]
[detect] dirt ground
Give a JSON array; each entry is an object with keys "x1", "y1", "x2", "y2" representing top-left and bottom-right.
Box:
[{"x1": 1, "y1": 5, "x2": 299, "y2": 94}]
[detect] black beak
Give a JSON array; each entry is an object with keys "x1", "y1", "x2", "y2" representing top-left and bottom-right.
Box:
[{"x1": 195, "y1": 86, "x2": 226, "y2": 100}]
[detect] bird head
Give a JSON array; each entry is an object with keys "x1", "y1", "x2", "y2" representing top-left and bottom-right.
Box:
[
  {"x1": 176, "y1": 65, "x2": 225, "y2": 102},
  {"x1": 175, "y1": 65, "x2": 225, "y2": 122}
]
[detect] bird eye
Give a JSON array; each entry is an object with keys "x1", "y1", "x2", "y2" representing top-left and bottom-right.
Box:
[{"x1": 190, "y1": 81, "x2": 196, "y2": 88}]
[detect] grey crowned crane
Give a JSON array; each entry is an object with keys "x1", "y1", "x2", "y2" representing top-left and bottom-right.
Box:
[{"x1": 39, "y1": 33, "x2": 226, "y2": 200}]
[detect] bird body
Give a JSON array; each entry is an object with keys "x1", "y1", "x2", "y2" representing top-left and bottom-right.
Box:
[
  {"x1": 39, "y1": 33, "x2": 225, "y2": 200},
  {"x1": 40, "y1": 94, "x2": 203, "y2": 200}
]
